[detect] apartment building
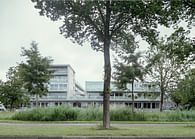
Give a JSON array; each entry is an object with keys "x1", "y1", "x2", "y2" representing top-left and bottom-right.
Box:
[
  {"x1": 30, "y1": 64, "x2": 85, "y2": 107},
  {"x1": 30, "y1": 65, "x2": 160, "y2": 109}
]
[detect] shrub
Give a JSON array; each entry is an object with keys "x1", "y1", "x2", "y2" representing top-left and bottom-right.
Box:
[
  {"x1": 12, "y1": 105, "x2": 79, "y2": 121},
  {"x1": 77, "y1": 107, "x2": 102, "y2": 121},
  {"x1": 12, "y1": 106, "x2": 195, "y2": 121}
]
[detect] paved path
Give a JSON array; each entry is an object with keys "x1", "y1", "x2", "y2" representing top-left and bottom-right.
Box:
[{"x1": 0, "y1": 123, "x2": 192, "y2": 126}]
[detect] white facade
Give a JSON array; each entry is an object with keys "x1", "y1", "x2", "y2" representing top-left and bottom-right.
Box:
[{"x1": 30, "y1": 64, "x2": 85, "y2": 107}]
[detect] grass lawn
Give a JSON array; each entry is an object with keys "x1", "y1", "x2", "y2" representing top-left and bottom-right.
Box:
[{"x1": 0, "y1": 124, "x2": 195, "y2": 136}]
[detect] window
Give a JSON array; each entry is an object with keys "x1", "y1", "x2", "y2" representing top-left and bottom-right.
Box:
[
  {"x1": 59, "y1": 84, "x2": 67, "y2": 90},
  {"x1": 50, "y1": 76, "x2": 67, "y2": 83},
  {"x1": 49, "y1": 84, "x2": 67, "y2": 91},
  {"x1": 50, "y1": 84, "x2": 58, "y2": 90}
]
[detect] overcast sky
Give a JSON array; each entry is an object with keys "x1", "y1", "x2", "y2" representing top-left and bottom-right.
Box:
[{"x1": 0, "y1": 0, "x2": 194, "y2": 87}]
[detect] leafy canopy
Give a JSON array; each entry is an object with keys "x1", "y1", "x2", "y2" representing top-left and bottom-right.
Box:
[
  {"x1": 113, "y1": 51, "x2": 144, "y2": 90},
  {"x1": 32, "y1": 0, "x2": 195, "y2": 51},
  {"x1": 162, "y1": 27, "x2": 195, "y2": 63},
  {"x1": 0, "y1": 67, "x2": 28, "y2": 110},
  {"x1": 19, "y1": 41, "x2": 53, "y2": 97},
  {"x1": 171, "y1": 68, "x2": 195, "y2": 109}
]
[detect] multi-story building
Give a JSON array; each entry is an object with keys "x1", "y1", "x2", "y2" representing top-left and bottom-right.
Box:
[
  {"x1": 86, "y1": 81, "x2": 160, "y2": 109},
  {"x1": 30, "y1": 64, "x2": 85, "y2": 107},
  {"x1": 30, "y1": 64, "x2": 160, "y2": 109}
]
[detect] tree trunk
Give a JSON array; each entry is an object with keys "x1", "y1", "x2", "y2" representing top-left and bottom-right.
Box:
[
  {"x1": 36, "y1": 94, "x2": 39, "y2": 108},
  {"x1": 160, "y1": 84, "x2": 164, "y2": 112},
  {"x1": 160, "y1": 91, "x2": 164, "y2": 112},
  {"x1": 103, "y1": 42, "x2": 111, "y2": 129},
  {"x1": 160, "y1": 69, "x2": 164, "y2": 112},
  {"x1": 10, "y1": 102, "x2": 13, "y2": 111},
  {"x1": 131, "y1": 80, "x2": 135, "y2": 113},
  {"x1": 103, "y1": 0, "x2": 111, "y2": 129}
]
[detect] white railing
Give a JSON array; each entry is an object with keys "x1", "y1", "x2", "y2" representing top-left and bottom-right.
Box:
[{"x1": 31, "y1": 95, "x2": 160, "y2": 101}]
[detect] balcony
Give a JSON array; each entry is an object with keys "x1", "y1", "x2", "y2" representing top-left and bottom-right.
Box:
[{"x1": 30, "y1": 95, "x2": 160, "y2": 102}]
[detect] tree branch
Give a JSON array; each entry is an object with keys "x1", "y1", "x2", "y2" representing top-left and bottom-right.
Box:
[
  {"x1": 110, "y1": 16, "x2": 132, "y2": 37},
  {"x1": 95, "y1": 1, "x2": 106, "y2": 27}
]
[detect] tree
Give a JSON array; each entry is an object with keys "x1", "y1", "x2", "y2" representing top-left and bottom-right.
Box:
[
  {"x1": 31, "y1": 0, "x2": 194, "y2": 128},
  {"x1": 0, "y1": 67, "x2": 28, "y2": 110},
  {"x1": 170, "y1": 68, "x2": 195, "y2": 109},
  {"x1": 19, "y1": 41, "x2": 53, "y2": 107},
  {"x1": 113, "y1": 51, "x2": 144, "y2": 113},
  {"x1": 146, "y1": 38, "x2": 188, "y2": 112}
]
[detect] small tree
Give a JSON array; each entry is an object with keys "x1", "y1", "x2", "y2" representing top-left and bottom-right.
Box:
[
  {"x1": 19, "y1": 41, "x2": 53, "y2": 107},
  {"x1": 113, "y1": 51, "x2": 144, "y2": 113},
  {"x1": 0, "y1": 67, "x2": 28, "y2": 110},
  {"x1": 146, "y1": 38, "x2": 188, "y2": 112}
]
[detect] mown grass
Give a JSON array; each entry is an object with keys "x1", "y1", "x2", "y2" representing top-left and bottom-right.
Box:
[
  {"x1": 10, "y1": 106, "x2": 195, "y2": 122},
  {"x1": 0, "y1": 124, "x2": 195, "y2": 136}
]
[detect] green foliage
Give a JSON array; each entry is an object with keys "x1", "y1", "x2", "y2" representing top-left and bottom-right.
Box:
[
  {"x1": 77, "y1": 107, "x2": 103, "y2": 121},
  {"x1": 113, "y1": 52, "x2": 144, "y2": 90},
  {"x1": 12, "y1": 106, "x2": 79, "y2": 121},
  {"x1": 113, "y1": 50, "x2": 145, "y2": 113},
  {"x1": 145, "y1": 35, "x2": 189, "y2": 111},
  {"x1": 19, "y1": 41, "x2": 53, "y2": 107},
  {"x1": 110, "y1": 107, "x2": 146, "y2": 121},
  {"x1": 32, "y1": 0, "x2": 194, "y2": 49},
  {"x1": 162, "y1": 27, "x2": 195, "y2": 63},
  {"x1": 0, "y1": 67, "x2": 29, "y2": 110},
  {"x1": 170, "y1": 68, "x2": 195, "y2": 109},
  {"x1": 0, "y1": 112, "x2": 15, "y2": 120},
  {"x1": 11, "y1": 106, "x2": 195, "y2": 122}
]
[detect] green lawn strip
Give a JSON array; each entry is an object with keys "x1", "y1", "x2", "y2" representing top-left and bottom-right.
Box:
[
  {"x1": 0, "y1": 125, "x2": 195, "y2": 136},
  {"x1": 0, "y1": 120, "x2": 195, "y2": 124}
]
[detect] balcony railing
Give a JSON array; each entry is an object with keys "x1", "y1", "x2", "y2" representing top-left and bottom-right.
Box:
[{"x1": 30, "y1": 95, "x2": 160, "y2": 101}]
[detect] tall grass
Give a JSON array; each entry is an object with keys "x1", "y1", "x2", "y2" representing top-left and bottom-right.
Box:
[
  {"x1": 0, "y1": 111, "x2": 15, "y2": 120},
  {"x1": 77, "y1": 106, "x2": 102, "y2": 121},
  {"x1": 12, "y1": 106, "x2": 80, "y2": 121},
  {"x1": 11, "y1": 105, "x2": 195, "y2": 121}
]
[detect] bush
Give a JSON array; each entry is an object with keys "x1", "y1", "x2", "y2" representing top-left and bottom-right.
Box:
[
  {"x1": 77, "y1": 106, "x2": 102, "y2": 121},
  {"x1": 12, "y1": 105, "x2": 195, "y2": 121},
  {"x1": 12, "y1": 106, "x2": 79, "y2": 121}
]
